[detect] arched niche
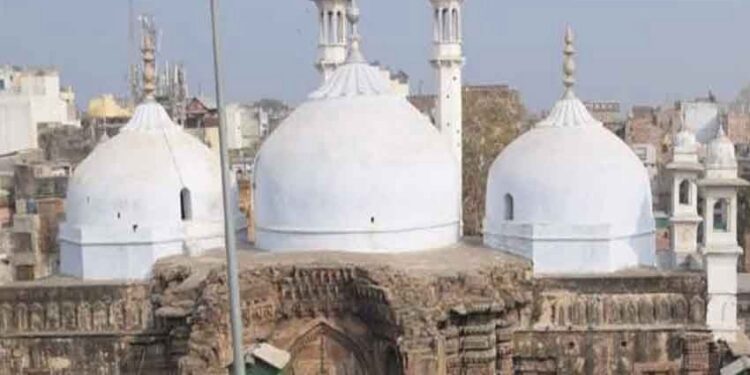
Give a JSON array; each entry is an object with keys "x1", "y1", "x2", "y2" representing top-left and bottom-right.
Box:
[{"x1": 287, "y1": 322, "x2": 370, "y2": 375}]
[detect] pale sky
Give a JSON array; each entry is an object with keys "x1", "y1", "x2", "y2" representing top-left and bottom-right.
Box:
[{"x1": 2, "y1": 0, "x2": 750, "y2": 111}]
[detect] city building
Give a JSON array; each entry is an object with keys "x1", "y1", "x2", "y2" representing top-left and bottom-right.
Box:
[
  {"x1": 9, "y1": 157, "x2": 70, "y2": 281},
  {"x1": 0, "y1": 66, "x2": 79, "y2": 155},
  {"x1": 585, "y1": 100, "x2": 625, "y2": 137}
]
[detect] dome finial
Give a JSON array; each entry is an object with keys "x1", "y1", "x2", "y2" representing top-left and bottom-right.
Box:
[
  {"x1": 563, "y1": 25, "x2": 576, "y2": 99},
  {"x1": 139, "y1": 15, "x2": 158, "y2": 101},
  {"x1": 346, "y1": 0, "x2": 365, "y2": 63}
]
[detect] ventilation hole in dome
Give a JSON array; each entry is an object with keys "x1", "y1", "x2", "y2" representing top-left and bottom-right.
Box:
[
  {"x1": 117, "y1": 212, "x2": 121, "y2": 219},
  {"x1": 370, "y1": 216, "x2": 375, "y2": 224},
  {"x1": 132, "y1": 224, "x2": 138, "y2": 232}
]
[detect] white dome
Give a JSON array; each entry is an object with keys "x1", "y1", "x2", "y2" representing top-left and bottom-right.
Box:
[
  {"x1": 60, "y1": 102, "x2": 244, "y2": 280},
  {"x1": 254, "y1": 59, "x2": 460, "y2": 252},
  {"x1": 484, "y1": 94, "x2": 655, "y2": 274},
  {"x1": 705, "y1": 126, "x2": 736, "y2": 170}
]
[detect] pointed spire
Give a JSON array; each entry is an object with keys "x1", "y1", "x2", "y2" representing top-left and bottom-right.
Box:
[
  {"x1": 346, "y1": 0, "x2": 365, "y2": 63},
  {"x1": 562, "y1": 25, "x2": 576, "y2": 99},
  {"x1": 140, "y1": 15, "x2": 157, "y2": 101}
]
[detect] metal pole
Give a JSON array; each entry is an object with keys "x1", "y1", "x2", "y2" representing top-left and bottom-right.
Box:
[{"x1": 208, "y1": 1, "x2": 246, "y2": 374}]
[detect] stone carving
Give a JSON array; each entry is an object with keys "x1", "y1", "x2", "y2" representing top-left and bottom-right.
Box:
[
  {"x1": 46, "y1": 301, "x2": 60, "y2": 330},
  {"x1": 690, "y1": 296, "x2": 705, "y2": 324},
  {"x1": 624, "y1": 300, "x2": 638, "y2": 324},
  {"x1": 672, "y1": 295, "x2": 688, "y2": 322},
  {"x1": 654, "y1": 296, "x2": 670, "y2": 322},
  {"x1": 92, "y1": 301, "x2": 109, "y2": 331},
  {"x1": 61, "y1": 301, "x2": 76, "y2": 330},
  {"x1": 0, "y1": 303, "x2": 12, "y2": 331},
  {"x1": 110, "y1": 300, "x2": 124, "y2": 330},
  {"x1": 637, "y1": 297, "x2": 654, "y2": 324},
  {"x1": 29, "y1": 303, "x2": 44, "y2": 331},
  {"x1": 78, "y1": 301, "x2": 92, "y2": 331}
]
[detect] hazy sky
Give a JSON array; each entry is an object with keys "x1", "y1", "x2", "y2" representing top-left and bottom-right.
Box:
[{"x1": 2, "y1": 0, "x2": 750, "y2": 112}]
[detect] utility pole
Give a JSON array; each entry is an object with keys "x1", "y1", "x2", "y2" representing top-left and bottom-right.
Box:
[{"x1": 208, "y1": 1, "x2": 246, "y2": 374}]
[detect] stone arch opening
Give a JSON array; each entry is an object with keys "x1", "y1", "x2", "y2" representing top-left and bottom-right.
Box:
[
  {"x1": 441, "y1": 8, "x2": 450, "y2": 41},
  {"x1": 713, "y1": 198, "x2": 729, "y2": 232},
  {"x1": 678, "y1": 179, "x2": 690, "y2": 205},
  {"x1": 504, "y1": 193, "x2": 514, "y2": 221},
  {"x1": 287, "y1": 321, "x2": 370, "y2": 375},
  {"x1": 451, "y1": 8, "x2": 459, "y2": 41},
  {"x1": 180, "y1": 187, "x2": 192, "y2": 221}
]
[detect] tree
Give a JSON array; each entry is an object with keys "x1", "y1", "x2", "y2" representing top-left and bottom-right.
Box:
[{"x1": 461, "y1": 86, "x2": 526, "y2": 236}]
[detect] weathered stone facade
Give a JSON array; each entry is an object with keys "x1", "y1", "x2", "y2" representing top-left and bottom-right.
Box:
[
  {"x1": 0, "y1": 244, "x2": 718, "y2": 374},
  {"x1": 0, "y1": 279, "x2": 171, "y2": 374}
]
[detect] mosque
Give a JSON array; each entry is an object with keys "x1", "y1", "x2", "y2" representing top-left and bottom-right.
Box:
[{"x1": 0, "y1": 0, "x2": 748, "y2": 374}]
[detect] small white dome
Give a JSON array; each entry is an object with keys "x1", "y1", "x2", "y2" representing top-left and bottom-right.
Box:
[
  {"x1": 484, "y1": 95, "x2": 655, "y2": 274},
  {"x1": 705, "y1": 126, "x2": 736, "y2": 170},
  {"x1": 60, "y1": 102, "x2": 244, "y2": 280},
  {"x1": 254, "y1": 59, "x2": 459, "y2": 252},
  {"x1": 674, "y1": 129, "x2": 698, "y2": 153}
]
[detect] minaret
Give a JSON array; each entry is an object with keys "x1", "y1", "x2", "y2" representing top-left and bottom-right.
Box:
[
  {"x1": 139, "y1": 15, "x2": 157, "y2": 101},
  {"x1": 430, "y1": 0, "x2": 465, "y2": 230},
  {"x1": 310, "y1": 0, "x2": 349, "y2": 81},
  {"x1": 666, "y1": 121, "x2": 703, "y2": 269},
  {"x1": 700, "y1": 122, "x2": 749, "y2": 342}
]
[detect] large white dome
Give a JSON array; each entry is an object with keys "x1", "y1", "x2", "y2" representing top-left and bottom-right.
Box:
[
  {"x1": 60, "y1": 102, "x2": 244, "y2": 280},
  {"x1": 254, "y1": 60, "x2": 460, "y2": 252},
  {"x1": 484, "y1": 95, "x2": 655, "y2": 274}
]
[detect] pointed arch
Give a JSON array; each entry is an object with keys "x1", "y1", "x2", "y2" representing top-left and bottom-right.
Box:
[
  {"x1": 433, "y1": 8, "x2": 440, "y2": 41},
  {"x1": 504, "y1": 193, "x2": 514, "y2": 221},
  {"x1": 441, "y1": 8, "x2": 450, "y2": 41},
  {"x1": 327, "y1": 11, "x2": 335, "y2": 44},
  {"x1": 451, "y1": 8, "x2": 459, "y2": 42},
  {"x1": 180, "y1": 187, "x2": 192, "y2": 221},
  {"x1": 287, "y1": 321, "x2": 371, "y2": 374},
  {"x1": 678, "y1": 179, "x2": 690, "y2": 205},
  {"x1": 337, "y1": 10, "x2": 345, "y2": 44},
  {"x1": 713, "y1": 198, "x2": 729, "y2": 232}
]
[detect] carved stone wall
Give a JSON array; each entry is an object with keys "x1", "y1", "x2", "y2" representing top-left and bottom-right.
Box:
[
  {"x1": 149, "y1": 251, "x2": 534, "y2": 375},
  {"x1": 0, "y1": 281, "x2": 171, "y2": 374},
  {"x1": 0, "y1": 249, "x2": 719, "y2": 375},
  {"x1": 514, "y1": 273, "x2": 711, "y2": 375}
]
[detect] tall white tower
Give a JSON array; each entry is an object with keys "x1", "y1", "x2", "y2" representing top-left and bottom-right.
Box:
[
  {"x1": 310, "y1": 0, "x2": 349, "y2": 81},
  {"x1": 699, "y1": 123, "x2": 749, "y2": 342},
  {"x1": 430, "y1": 0, "x2": 465, "y2": 228},
  {"x1": 666, "y1": 126, "x2": 703, "y2": 269}
]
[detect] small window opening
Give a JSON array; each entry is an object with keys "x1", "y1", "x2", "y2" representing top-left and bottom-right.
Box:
[
  {"x1": 370, "y1": 216, "x2": 375, "y2": 224},
  {"x1": 713, "y1": 199, "x2": 729, "y2": 232},
  {"x1": 678, "y1": 180, "x2": 690, "y2": 205},
  {"x1": 504, "y1": 194, "x2": 514, "y2": 221},
  {"x1": 180, "y1": 188, "x2": 192, "y2": 221},
  {"x1": 132, "y1": 224, "x2": 138, "y2": 232},
  {"x1": 116, "y1": 212, "x2": 121, "y2": 219}
]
